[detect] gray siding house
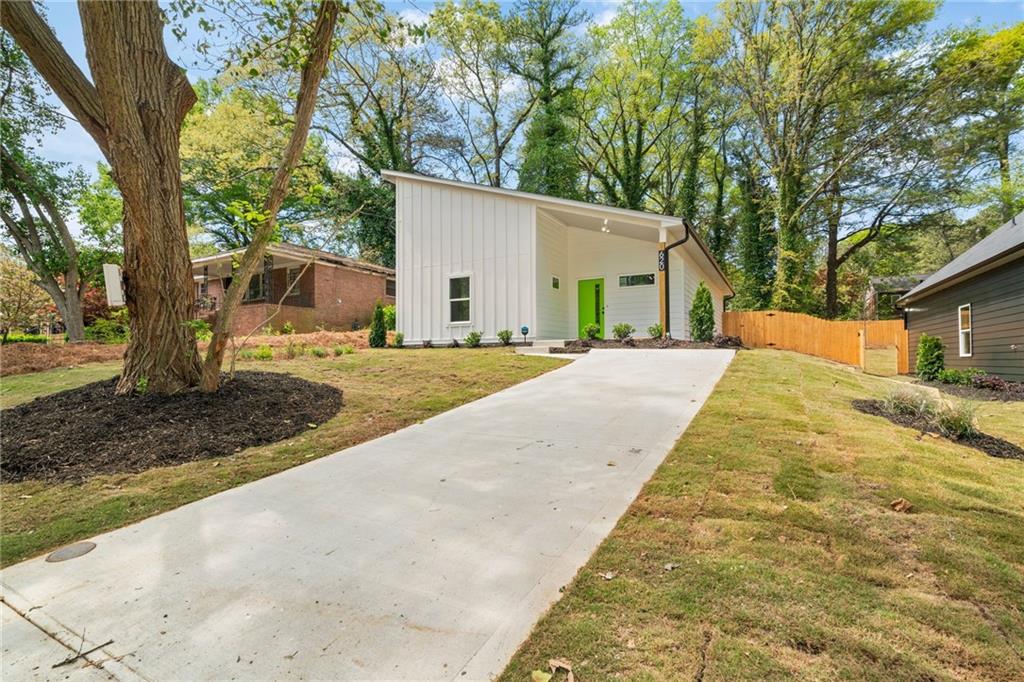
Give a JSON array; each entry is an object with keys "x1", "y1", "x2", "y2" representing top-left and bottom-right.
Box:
[{"x1": 899, "y1": 212, "x2": 1023, "y2": 381}]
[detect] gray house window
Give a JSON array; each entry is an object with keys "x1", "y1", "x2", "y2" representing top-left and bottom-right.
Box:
[
  {"x1": 619, "y1": 273, "x2": 655, "y2": 287},
  {"x1": 449, "y1": 275, "x2": 470, "y2": 324}
]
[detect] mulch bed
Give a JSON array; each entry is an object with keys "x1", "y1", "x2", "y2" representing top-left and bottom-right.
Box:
[
  {"x1": 917, "y1": 380, "x2": 1024, "y2": 403},
  {"x1": 1, "y1": 342, "x2": 125, "y2": 377},
  {"x1": 552, "y1": 335, "x2": 743, "y2": 354},
  {"x1": 2, "y1": 371, "x2": 343, "y2": 483},
  {"x1": 851, "y1": 399, "x2": 1024, "y2": 462}
]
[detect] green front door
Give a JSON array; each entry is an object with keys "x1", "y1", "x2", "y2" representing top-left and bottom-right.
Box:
[{"x1": 577, "y1": 278, "x2": 605, "y2": 338}]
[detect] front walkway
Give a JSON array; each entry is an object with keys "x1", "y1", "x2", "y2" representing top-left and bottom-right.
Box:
[{"x1": 2, "y1": 349, "x2": 734, "y2": 681}]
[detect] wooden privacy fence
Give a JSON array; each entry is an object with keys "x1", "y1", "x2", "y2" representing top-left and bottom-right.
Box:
[{"x1": 722, "y1": 310, "x2": 909, "y2": 374}]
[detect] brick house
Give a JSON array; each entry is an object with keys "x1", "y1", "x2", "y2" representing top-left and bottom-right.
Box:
[{"x1": 191, "y1": 243, "x2": 395, "y2": 335}]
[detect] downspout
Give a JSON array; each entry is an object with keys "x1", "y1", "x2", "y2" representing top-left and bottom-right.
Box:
[{"x1": 659, "y1": 218, "x2": 691, "y2": 338}]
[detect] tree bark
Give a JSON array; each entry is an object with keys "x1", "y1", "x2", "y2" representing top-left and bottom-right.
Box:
[
  {"x1": 823, "y1": 176, "x2": 842, "y2": 319},
  {"x1": 4, "y1": 0, "x2": 201, "y2": 393},
  {"x1": 200, "y1": 0, "x2": 339, "y2": 392}
]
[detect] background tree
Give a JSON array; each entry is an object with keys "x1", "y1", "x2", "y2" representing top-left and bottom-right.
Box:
[
  {"x1": 0, "y1": 252, "x2": 49, "y2": 341},
  {"x1": 508, "y1": 0, "x2": 586, "y2": 199}
]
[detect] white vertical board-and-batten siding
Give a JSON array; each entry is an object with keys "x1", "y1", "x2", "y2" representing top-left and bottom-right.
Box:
[{"x1": 395, "y1": 180, "x2": 535, "y2": 343}]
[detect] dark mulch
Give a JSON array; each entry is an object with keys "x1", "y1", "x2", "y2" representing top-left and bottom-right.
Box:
[
  {"x1": 552, "y1": 335, "x2": 743, "y2": 354},
  {"x1": 917, "y1": 380, "x2": 1024, "y2": 403},
  {"x1": 2, "y1": 371, "x2": 343, "y2": 483},
  {"x1": 852, "y1": 399, "x2": 1024, "y2": 462}
]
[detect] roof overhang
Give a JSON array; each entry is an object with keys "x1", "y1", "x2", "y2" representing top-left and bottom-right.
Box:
[
  {"x1": 897, "y1": 245, "x2": 1023, "y2": 305},
  {"x1": 191, "y1": 244, "x2": 394, "y2": 278},
  {"x1": 382, "y1": 170, "x2": 734, "y2": 295}
]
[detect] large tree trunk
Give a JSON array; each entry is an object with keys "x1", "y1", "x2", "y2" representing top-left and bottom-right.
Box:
[
  {"x1": 771, "y1": 168, "x2": 805, "y2": 311},
  {"x1": 3, "y1": 0, "x2": 200, "y2": 393},
  {"x1": 997, "y1": 133, "x2": 1013, "y2": 222},
  {"x1": 78, "y1": 2, "x2": 200, "y2": 393},
  {"x1": 200, "y1": 0, "x2": 339, "y2": 392},
  {"x1": 823, "y1": 176, "x2": 842, "y2": 319}
]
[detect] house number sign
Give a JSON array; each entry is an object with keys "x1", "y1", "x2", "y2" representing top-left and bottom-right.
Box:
[{"x1": 658, "y1": 250, "x2": 667, "y2": 271}]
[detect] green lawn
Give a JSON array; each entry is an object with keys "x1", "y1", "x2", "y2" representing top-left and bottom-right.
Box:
[
  {"x1": 502, "y1": 350, "x2": 1024, "y2": 682},
  {"x1": 1, "y1": 349, "x2": 563, "y2": 567}
]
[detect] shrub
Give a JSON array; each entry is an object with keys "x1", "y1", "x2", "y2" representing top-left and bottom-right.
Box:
[
  {"x1": 285, "y1": 339, "x2": 304, "y2": 359},
  {"x1": 465, "y1": 330, "x2": 482, "y2": 347},
  {"x1": 253, "y1": 345, "x2": 274, "y2": 361},
  {"x1": 497, "y1": 329, "x2": 513, "y2": 346},
  {"x1": 333, "y1": 344, "x2": 355, "y2": 356},
  {"x1": 85, "y1": 312, "x2": 130, "y2": 344},
  {"x1": 2, "y1": 333, "x2": 48, "y2": 345},
  {"x1": 309, "y1": 346, "x2": 327, "y2": 358},
  {"x1": 612, "y1": 322, "x2": 635, "y2": 341},
  {"x1": 369, "y1": 302, "x2": 387, "y2": 348},
  {"x1": 935, "y1": 400, "x2": 978, "y2": 440},
  {"x1": 382, "y1": 304, "x2": 396, "y2": 331},
  {"x1": 689, "y1": 281, "x2": 715, "y2": 342},
  {"x1": 936, "y1": 367, "x2": 984, "y2": 385},
  {"x1": 238, "y1": 348, "x2": 255, "y2": 360},
  {"x1": 261, "y1": 324, "x2": 278, "y2": 336},
  {"x1": 281, "y1": 321, "x2": 295, "y2": 335},
  {"x1": 647, "y1": 322, "x2": 663, "y2": 339},
  {"x1": 393, "y1": 332, "x2": 404, "y2": 348},
  {"x1": 186, "y1": 319, "x2": 212, "y2": 342},
  {"x1": 971, "y1": 374, "x2": 1008, "y2": 392},
  {"x1": 883, "y1": 387, "x2": 934, "y2": 419},
  {"x1": 581, "y1": 323, "x2": 601, "y2": 340},
  {"x1": 915, "y1": 333, "x2": 944, "y2": 380}
]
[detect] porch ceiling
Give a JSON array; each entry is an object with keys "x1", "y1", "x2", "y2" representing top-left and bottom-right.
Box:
[{"x1": 538, "y1": 207, "x2": 671, "y2": 243}]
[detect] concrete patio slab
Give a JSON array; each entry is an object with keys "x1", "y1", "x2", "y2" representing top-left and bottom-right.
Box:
[{"x1": 2, "y1": 349, "x2": 734, "y2": 681}]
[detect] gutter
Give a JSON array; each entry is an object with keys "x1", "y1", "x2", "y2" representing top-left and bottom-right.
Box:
[{"x1": 660, "y1": 219, "x2": 692, "y2": 338}]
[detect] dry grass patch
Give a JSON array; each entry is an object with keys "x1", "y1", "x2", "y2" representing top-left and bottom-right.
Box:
[
  {"x1": 1, "y1": 348, "x2": 563, "y2": 566},
  {"x1": 501, "y1": 350, "x2": 1024, "y2": 682}
]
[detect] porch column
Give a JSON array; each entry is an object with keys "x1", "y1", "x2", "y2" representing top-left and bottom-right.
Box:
[{"x1": 657, "y1": 230, "x2": 668, "y2": 334}]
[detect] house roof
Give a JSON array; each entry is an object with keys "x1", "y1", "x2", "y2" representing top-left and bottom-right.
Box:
[
  {"x1": 898, "y1": 212, "x2": 1024, "y2": 304},
  {"x1": 191, "y1": 243, "x2": 395, "y2": 277},
  {"x1": 381, "y1": 170, "x2": 734, "y2": 295}
]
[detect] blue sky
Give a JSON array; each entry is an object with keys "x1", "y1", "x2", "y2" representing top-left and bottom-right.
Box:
[{"x1": 33, "y1": 0, "x2": 1024, "y2": 188}]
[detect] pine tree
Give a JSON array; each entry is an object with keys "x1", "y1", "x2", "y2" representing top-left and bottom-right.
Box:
[
  {"x1": 369, "y1": 302, "x2": 387, "y2": 348},
  {"x1": 690, "y1": 282, "x2": 715, "y2": 342}
]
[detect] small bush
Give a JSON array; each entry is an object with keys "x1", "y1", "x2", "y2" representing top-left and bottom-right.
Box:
[
  {"x1": 581, "y1": 323, "x2": 601, "y2": 340},
  {"x1": 464, "y1": 330, "x2": 482, "y2": 347},
  {"x1": 497, "y1": 329, "x2": 513, "y2": 346},
  {"x1": 261, "y1": 324, "x2": 278, "y2": 336},
  {"x1": 186, "y1": 319, "x2": 212, "y2": 342},
  {"x1": 612, "y1": 322, "x2": 635, "y2": 341},
  {"x1": 971, "y1": 374, "x2": 1008, "y2": 392},
  {"x1": 333, "y1": 344, "x2": 355, "y2": 356},
  {"x1": 253, "y1": 345, "x2": 274, "y2": 361},
  {"x1": 935, "y1": 400, "x2": 978, "y2": 440},
  {"x1": 2, "y1": 333, "x2": 48, "y2": 345},
  {"x1": 883, "y1": 387, "x2": 934, "y2": 419},
  {"x1": 392, "y1": 332, "x2": 404, "y2": 348},
  {"x1": 382, "y1": 304, "x2": 396, "y2": 331},
  {"x1": 281, "y1": 321, "x2": 295, "y2": 335},
  {"x1": 690, "y1": 281, "x2": 715, "y2": 342},
  {"x1": 915, "y1": 333, "x2": 944, "y2": 380},
  {"x1": 369, "y1": 302, "x2": 387, "y2": 348},
  {"x1": 285, "y1": 340, "x2": 304, "y2": 359},
  {"x1": 647, "y1": 322, "x2": 663, "y2": 339},
  {"x1": 238, "y1": 348, "x2": 255, "y2": 360},
  {"x1": 85, "y1": 316, "x2": 130, "y2": 344},
  {"x1": 936, "y1": 367, "x2": 984, "y2": 385},
  {"x1": 309, "y1": 346, "x2": 327, "y2": 358}
]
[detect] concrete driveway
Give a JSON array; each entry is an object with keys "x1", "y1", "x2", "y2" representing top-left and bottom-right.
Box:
[{"x1": 2, "y1": 349, "x2": 734, "y2": 681}]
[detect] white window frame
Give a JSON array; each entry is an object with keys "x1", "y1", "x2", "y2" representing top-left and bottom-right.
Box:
[
  {"x1": 286, "y1": 267, "x2": 301, "y2": 297},
  {"x1": 448, "y1": 273, "x2": 471, "y2": 326},
  {"x1": 958, "y1": 303, "x2": 972, "y2": 357},
  {"x1": 551, "y1": 275, "x2": 560, "y2": 290},
  {"x1": 618, "y1": 272, "x2": 656, "y2": 288}
]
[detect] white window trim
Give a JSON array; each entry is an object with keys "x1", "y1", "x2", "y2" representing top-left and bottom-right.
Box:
[
  {"x1": 958, "y1": 303, "x2": 972, "y2": 357},
  {"x1": 618, "y1": 272, "x2": 657, "y2": 288},
  {"x1": 448, "y1": 272, "x2": 472, "y2": 326}
]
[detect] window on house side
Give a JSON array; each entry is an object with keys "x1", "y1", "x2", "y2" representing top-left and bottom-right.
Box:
[
  {"x1": 243, "y1": 274, "x2": 263, "y2": 301},
  {"x1": 449, "y1": 275, "x2": 470, "y2": 324},
  {"x1": 287, "y1": 267, "x2": 301, "y2": 296},
  {"x1": 552, "y1": 276, "x2": 560, "y2": 290},
  {"x1": 386, "y1": 278, "x2": 396, "y2": 297},
  {"x1": 958, "y1": 304, "x2": 972, "y2": 357},
  {"x1": 619, "y1": 273, "x2": 656, "y2": 287}
]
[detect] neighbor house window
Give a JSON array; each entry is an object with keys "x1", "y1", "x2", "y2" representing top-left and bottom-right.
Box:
[
  {"x1": 551, "y1": 275, "x2": 560, "y2": 290},
  {"x1": 196, "y1": 278, "x2": 208, "y2": 297},
  {"x1": 449, "y1": 275, "x2": 470, "y2": 324},
  {"x1": 386, "y1": 278, "x2": 396, "y2": 297},
  {"x1": 958, "y1": 304, "x2": 972, "y2": 357},
  {"x1": 243, "y1": 274, "x2": 263, "y2": 301},
  {"x1": 619, "y1": 273, "x2": 656, "y2": 287},
  {"x1": 286, "y1": 267, "x2": 301, "y2": 296}
]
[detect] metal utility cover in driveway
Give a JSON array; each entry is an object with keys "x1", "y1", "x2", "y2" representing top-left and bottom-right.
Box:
[{"x1": 1, "y1": 349, "x2": 734, "y2": 681}]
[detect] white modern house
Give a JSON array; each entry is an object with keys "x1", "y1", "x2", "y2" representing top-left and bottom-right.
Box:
[{"x1": 382, "y1": 171, "x2": 733, "y2": 346}]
